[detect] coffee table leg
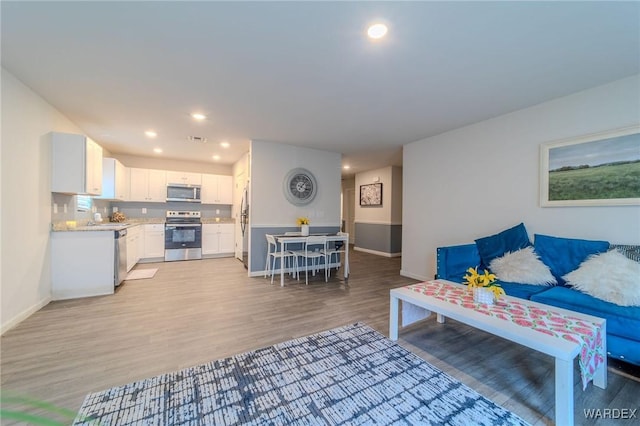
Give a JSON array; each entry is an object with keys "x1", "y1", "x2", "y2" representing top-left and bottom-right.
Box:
[
  {"x1": 389, "y1": 295, "x2": 399, "y2": 340},
  {"x1": 555, "y1": 357, "x2": 574, "y2": 426},
  {"x1": 593, "y1": 361, "x2": 607, "y2": 389},
  {"x1": 593, "y1": 322, "x2": 607, "y2": 389}
]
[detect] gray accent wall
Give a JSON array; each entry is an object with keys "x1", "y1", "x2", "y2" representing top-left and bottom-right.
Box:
[{"x1": 354, "y1": 223, "x2": 402, "y2": 255}]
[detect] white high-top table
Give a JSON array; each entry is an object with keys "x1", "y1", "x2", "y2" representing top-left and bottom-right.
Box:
[
  {"x1": 273, "y1": 233, "x2": 349, "y2": 287},
  {"x1": 390, "y1": 280, "x2": 607, "y2": 426}
]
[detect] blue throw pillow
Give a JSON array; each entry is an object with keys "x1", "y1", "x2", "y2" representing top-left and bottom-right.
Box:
[
  {"x1": 436, "y1": 244, "x2": 481, "y2": 282},
  {"x1": 534, "y1": 234, "x2": 609, "y2": 285},
  {"x1": 474, "y1": 223, "x2": 531, "y2": 268}
]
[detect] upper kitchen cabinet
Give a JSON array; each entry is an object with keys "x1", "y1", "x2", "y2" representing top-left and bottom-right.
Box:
[
  {"x1": 201, "y1": 174, "x2": 232, "y2": 204},
  {"x1": 51, "y1": 132, "x2": 103, "y2": 195},
  {"x1": 129, "y1": 168, "x2": 166, "y2": 202},
  {"x1": 166, "y1": 171, "x2": 202, "y2": 186},
  {"x1": 96, "y1": 158, "x2": 129, "y2": 201}
]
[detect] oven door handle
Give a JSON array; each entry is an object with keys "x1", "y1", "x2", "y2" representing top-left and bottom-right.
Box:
[{"x1": 165, "y1": 224, "x2": 202, "y2": 228}]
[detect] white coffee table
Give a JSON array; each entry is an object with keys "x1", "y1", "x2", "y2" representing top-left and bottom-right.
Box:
[{"x1": 389, "y1": 280, "x2": 607, "y2": 426}]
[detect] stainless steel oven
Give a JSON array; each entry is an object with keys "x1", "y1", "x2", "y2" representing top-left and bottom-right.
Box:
[{"x1": 164, "y1": 211, "x2": 202, "y2": 261}]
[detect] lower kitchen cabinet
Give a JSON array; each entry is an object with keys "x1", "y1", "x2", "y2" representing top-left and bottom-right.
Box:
[
  {"x1": 51, "y1": 231, "x2": 115, "y2": 300},
  {"x1": 126, "y1": 225, "x2": 142, "y2": 271},
  {"x1": 202, "y1": 223, "x2": 234, "y2": 256},
  {"x1": 143, "y1": 224, "x2": 165, "y2": 259}
]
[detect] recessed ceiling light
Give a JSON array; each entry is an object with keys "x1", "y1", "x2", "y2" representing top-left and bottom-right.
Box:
[
  {"x1": 367, "y1": 23, "x2": 388, "y2": 39},
  {"x1": 153, "y1": 148, "x2": 163, "y2": 154},
  {"x1": 220, "y1": 141, "x2": 230, "y2": 148},
  {"x1": 343, "y1": 165, "x2": 351, "y2": 170},
  {"x1": 191, "y1": 113, "x2": 207, "y2": 121},
  {"x1": 212, "y1": 155, "x2": 220, "y2": 160},
  {"x1": 145, "y1": 130, "x2": 157, "y2": 138}
]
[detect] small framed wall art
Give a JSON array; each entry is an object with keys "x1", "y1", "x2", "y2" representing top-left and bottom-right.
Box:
[
  {"x1": 360, "y1": 183, "x2": 383, "y2": 206},
  {"x1": 540, "y1": 125, "x2": 640, "y2": 207}
]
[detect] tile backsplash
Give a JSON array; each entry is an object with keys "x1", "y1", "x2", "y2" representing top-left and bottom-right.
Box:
[
  {"x1": 111, "y1": 202, "x2": 231, "y2": 219},
  {"x1": 52, "y1": 194, "x2": 232, "y2": 224},
  {"x1": 51, "y1": 193, "x2": 111, "y2": 223}
]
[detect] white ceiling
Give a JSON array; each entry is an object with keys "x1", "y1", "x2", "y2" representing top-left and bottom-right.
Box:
[{"x1": 2, "y1": 1, "x2": 639, "y2": 177}]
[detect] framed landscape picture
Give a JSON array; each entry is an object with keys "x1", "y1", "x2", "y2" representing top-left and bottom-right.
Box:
[
  {"x1": 360, "y1": 183, "x2": 383, "y2": 206},
  {"x1": 540, "y1": 125, "x2": 640, "y2": 207}
]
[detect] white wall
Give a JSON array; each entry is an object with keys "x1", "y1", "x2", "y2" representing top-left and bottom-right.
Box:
[
  {"x1": 1, "y1": 68, "x2": 85, "y2": 332},
  {"x1": 250, "y1": 140, "x2": 341, "y2": 227},
  {"x1": 355, "y1": 166, "x2": 394, "y2": 224},
  {"x1": 390, "y1": 166, "x2": 403, "y2": 224},
  {"x1": 402, "y1": 74, "x2": 640, "y2": 281},
  {"x1": 248, "y1": 140, "x2": 341, "y2": 273}
]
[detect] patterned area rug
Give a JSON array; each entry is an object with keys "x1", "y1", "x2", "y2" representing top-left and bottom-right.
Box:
[{"x1": 75, "y1": 323, "x2": 529, "y2": 425}]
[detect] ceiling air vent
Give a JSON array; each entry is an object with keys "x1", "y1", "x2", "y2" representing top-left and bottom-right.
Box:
[{"x1": 187, "y1": 136, "x2": 208, "y2": 143}]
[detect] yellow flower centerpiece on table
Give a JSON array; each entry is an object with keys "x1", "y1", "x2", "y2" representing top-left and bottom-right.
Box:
[
  {"x1": 297, "y1": 217, "x2": 310, "y2": 235},
  {"x1": 463, "y1": 267, "x2": 505, "y2": 299}
]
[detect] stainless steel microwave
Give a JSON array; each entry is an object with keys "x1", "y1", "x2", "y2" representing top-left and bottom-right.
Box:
[{"x1": 166, "y1": 184, "x2": 201, "y2": 203}]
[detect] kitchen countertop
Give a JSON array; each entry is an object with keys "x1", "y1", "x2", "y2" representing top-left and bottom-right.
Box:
[
  {"x1": 51, "y1": 217, "x2": 234, "y2": 232},
  {"x1": 201, "y1": 218, "x2": 235, "y2": 224}
]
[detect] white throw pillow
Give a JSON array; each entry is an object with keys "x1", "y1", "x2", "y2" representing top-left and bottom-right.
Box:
[
  {"x1": 563, "y1": 249, "x2": 640, "y2": 307},
  {"x1": 489, "y1": 246, "x2": 556, "y2": 285}
]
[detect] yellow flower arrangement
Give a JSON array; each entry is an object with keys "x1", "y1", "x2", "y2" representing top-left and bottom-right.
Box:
[
  {"x1": 463, "y1": 267, "x2": 505, "y2": 299},
  {"x1": 296, "y1": 217, "x2": 310, "y2": 225}
]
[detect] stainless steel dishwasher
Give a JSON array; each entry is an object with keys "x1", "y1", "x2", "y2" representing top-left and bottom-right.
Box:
[{"x1": 114, "y1": 229, "x2": 128, "y2": 286}]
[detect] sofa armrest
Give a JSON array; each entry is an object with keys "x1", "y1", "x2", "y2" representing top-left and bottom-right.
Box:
[{"x1": 436, "y1": 243, "x2": 481, "y2": 282}]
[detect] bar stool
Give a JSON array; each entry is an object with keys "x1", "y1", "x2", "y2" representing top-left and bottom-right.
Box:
[
  {"x1": 323, "y1": 232, "x2": 349, "y2": 277},
  {"x1": 291, "y1": 235, "x2": 328, "y2": 285},
  {"x1": 264, "y1": 234, "x2": 298, "y2": 284}
]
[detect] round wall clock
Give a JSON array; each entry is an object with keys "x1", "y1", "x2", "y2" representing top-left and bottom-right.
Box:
[{"x1": 283, "y1": 168, "x2": 317, "y2": 205}]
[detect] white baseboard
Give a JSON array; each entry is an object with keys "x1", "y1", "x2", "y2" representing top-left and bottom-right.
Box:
[
  {"x1": 353, "y1": 247, "x2": 401, "y2": 258},
  {"x1": 202, "y1": 253, "x2": 234, "y2": 259},
  {"x1": 137, "y1": 257, "x2": 165, "y2": 264},
  {"x1": 1, "y1": 296, "x2": 51, "y2": 335},
  {"x1": 400, "y1": 270, "x2": 430, "y2": 281}
]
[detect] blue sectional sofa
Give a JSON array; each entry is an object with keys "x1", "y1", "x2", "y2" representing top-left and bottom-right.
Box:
[{"x1": 436, "y1": 239, "x2": 640, "y2": 367}]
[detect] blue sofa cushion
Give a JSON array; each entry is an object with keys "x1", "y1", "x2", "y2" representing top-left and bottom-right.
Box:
[
  {"x1": 475, "y1": 223, "x2": 531, "y2": 268},
  {"x1": 499, "y1": 282, "x2": 550, "y2": 300},
  {"x1": 530, "y1": 286, "x2": 640, "y2": 343},
  {"x1": 533, "y1": 234, "x2": 609, "y2": 285}
]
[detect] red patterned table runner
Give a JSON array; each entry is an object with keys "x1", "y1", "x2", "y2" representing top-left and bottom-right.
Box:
[{"x1": 407, "y1": 280, "x2": 605, "y2": 390}]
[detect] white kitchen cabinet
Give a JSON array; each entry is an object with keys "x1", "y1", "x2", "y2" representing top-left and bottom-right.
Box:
[
  {"x1": 218, "y1": 224, "x2": 235, "y2": 253},
  {"x1": 166, "y1": 171, "x2": 202, "y2": 186},
  {"x1": 143, "y1": 224, "x2": 165, "y2": 259},
  {"x1": 202, "y1": 223, "x2": 234, "y2": 256},
  {"x1": 129, "y1": 168, "x2": 166, "y2": 202},
  {"x1": 201, "y1": 174, "x2": 233, "y2": 204},
  {"x1": 51, "y1": 231, "x2": 114, "y2": 299},
  {"x1": 96, "y1": 158, "x2": 129, "y2": 200},
  {"x1": 51, "y1": 132, "x2": 103, "y2": 195},
  {"x1": 138, "y1": 225, "x2": 146, "y2": 261},
  {"x1": 126, "y1": 225, "x2": 143, "y2": 271}
]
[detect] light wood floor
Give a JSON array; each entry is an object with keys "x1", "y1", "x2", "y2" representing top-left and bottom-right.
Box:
[{"x1": 1, "y1": 249, "x2": 638, "y2": 425}]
